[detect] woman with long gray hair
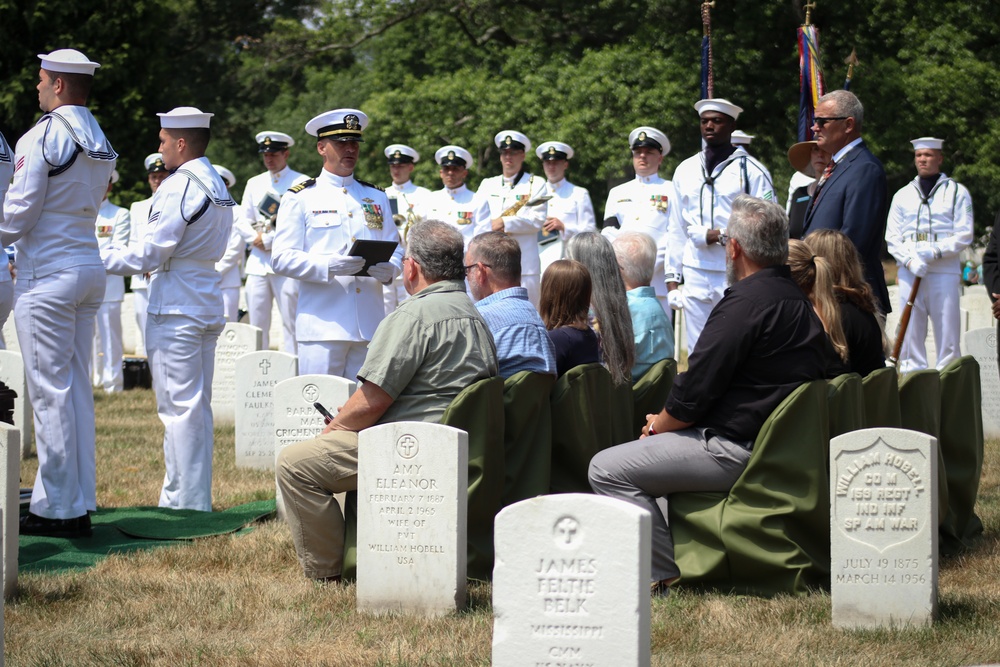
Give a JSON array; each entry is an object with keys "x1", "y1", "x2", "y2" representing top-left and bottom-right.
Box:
[{"x1": 566, "y1": 232, "x2": 635, "y2": 386}]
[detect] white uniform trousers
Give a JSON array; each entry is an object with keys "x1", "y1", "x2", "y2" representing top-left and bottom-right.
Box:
[
  {"x1": 0, "y1": 279, "x2": 13, "y2": 350},
  {"x1": 133, "y1": 287, "x2": 149, "y2": 356},
  {"x1": 221, "y1": 287, "x2": 240, "y2": 322},
  {"x1": 297, "y1": 340, "x2": 368, "y2": 380},
  {"x1": 680, "y1": 268, "x2": 727, "y2": 355},
  {"x1": 896, "y1": 268, "x2": 962, "y2": 373},
  {"x1": 246, "y1": 273, "x2": 297, "y2": 353},
  {"x1": 148, "y1": 313, "x2": 224, "y2": 512},
  {"x1": 93, "y1": 300, "x2": 124, "y2": 392},
  {"x1": 522, "y1": 274, "x2": 540, "y2": 309},
  {"x1": 16, "y1": 265, "x2": 105, "y2": 520}
]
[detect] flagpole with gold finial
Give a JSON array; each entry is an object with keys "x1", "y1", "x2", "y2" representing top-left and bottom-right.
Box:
[
  {"x1": 844, "y1": 48, "x2": 860, "y2": 89},
  {"x1": 701, "y1": 0, "x2": 716, "y2": 99}
]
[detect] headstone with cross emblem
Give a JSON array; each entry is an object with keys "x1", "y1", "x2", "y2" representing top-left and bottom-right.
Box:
[
  {"x1": 211, "y1": 322, "x2": 263, "y2": 424},
  {"x1": 492, "y1": 494, "x2": 652, "y2": 666},
  {"x1": 830, "y1": 427, "x2": 938, "y2": 628},
  {"x1": 961, "y1": 327, "x2": 1000, "y2": 437},
  {"x1": 272, "y1": 374, "x2": 355, "y2": 516},
  {"x1": 0, "y1": 422, "x2": 19, "y2": 598},
  {"x1": 356, "y1": 421, "x2": 468, "y2": 616},
  {"x1": 0, "y1": 350, "x2": 32, "y2": 458},
  {"x1": 235, "y1": 351, "x2": 297, "y2": 470}
]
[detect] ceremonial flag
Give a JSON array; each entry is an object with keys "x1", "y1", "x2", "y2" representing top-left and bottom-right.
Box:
[
  {"x1": 700, "y1": 0, "x2": 714, "y2": 99},
  {"x1": 797, "y1": 23, "x2": 825, "y2": 141}
]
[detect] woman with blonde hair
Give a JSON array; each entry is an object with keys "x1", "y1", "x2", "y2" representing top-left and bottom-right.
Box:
[
  {"x1": 805, "y1": 229, "x2": 888, "y2": 375},
  {"x1": 540, "y1": 260, "x2": 600, "y2": 377},
  {"x1": 788, "y1": 239, "x2": 849, "y2": 366}
]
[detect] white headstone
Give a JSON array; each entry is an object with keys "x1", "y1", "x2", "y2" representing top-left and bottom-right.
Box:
[
  {"x1": 960, "y1": 292, "x2": 994, "y2": 333},
  {"x1": 493, "y1": 494, "x2": 652, "y2": 667},
  {"x1": 272, "y1": 374, "x2": 355, "y2": 514},
  {"x1": 830, "y1": 427, "x2": 938, "y2": 629},
  {"x1": 122, "y1": 292, "x2": 137, "y2": 355},
  {"x1": 0, "y1": 351, "x2": 32, "y2": 459},
  {"x1": 211, "y1": 322, "x2": 262, "y2": 424},
  {"x1": 0, "y1": 423, "x2": 19, "y2": 599},
  {"x1": 356, "y1": 422, "x2": 468, "y2": 616},
  {"x1": 235, "y1": 351, "x2": 297, "y2": 470},
  {"x1": 1, "y1": 316, "x2": 18, "y2": 355},
  {"x1": 961, "y1": 327, "x2": 1000, "y2": 438}
]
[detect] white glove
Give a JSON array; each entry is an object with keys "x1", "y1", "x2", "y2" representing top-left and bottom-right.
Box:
[
  {"x1": 908, "y1": 257, "x2": 929, "y2": 278},
  {"x1": 686, "y1": 225, "x2": 711, "y2": 248},
  {"x1": 667, "y1": 290, "x2": 685, "y2": 311},
  {"x1": 915, "y1": 245, "x2": 935, "y2": 263},
  {"x1": 367, "y1": 261, "x2": 397, "y2": 284},
  {"x1": 328, "y1": 254, "x2": 367, "y2": 276}
]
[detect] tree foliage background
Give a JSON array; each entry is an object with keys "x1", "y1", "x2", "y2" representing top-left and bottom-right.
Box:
[{"x1": 2, "y1": 0, "x2": 999, "y2": 241}]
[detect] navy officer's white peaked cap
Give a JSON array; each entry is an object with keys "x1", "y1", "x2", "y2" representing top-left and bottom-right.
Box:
[
  {"x1": 305, "y1": 109, "x2": 368, "y2": 141},
  {"x1": 38, "y1": 49, "x2": 100, "y2": 75},
  {"x1": 144, "y1": 153, "x2": 167, "y2": 173},
  {"x1": 536, "y1": 141, "x2": 574, "y2": 161},
  {"x1": 157, "y1": 107, "x2": 213, "y2": 129},
  {"x1": 494, "y1": 130, "x2": 531, "y2": 153},
  {"x1": 255, "y1": 131, "x2": 295, "y2": 151},
  {"x1": 694, "y1": 98, "x2": 743, "y2": 120},
  {"x1": 911, "y1": 137, "x2": 944, "y2": 151},
  {"x1": 435, "y1": 145, "x2": 474, "y2": 169},
  {"x1": 731, "y1": 130, "x2": 754, "y2": 145},
  {"x1": 384, "y1": 144, "x2": 420, "y2": 163},
  {"x1": 213, "y1": 164, "x2": 237, "y2": 188},
  {"x1": 110, "y1": 169, "x2": 120, "y2": 185},
  {"x1": 628, "y1": 126, "x2": 670, "y2": 155}
]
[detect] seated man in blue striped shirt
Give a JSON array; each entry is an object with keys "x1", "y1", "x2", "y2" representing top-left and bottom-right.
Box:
[{"x1": 466, "y1": 231, "x2": 557, "y2": 379}]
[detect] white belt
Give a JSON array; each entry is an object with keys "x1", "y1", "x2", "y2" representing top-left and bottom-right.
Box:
[{"x1": 158, "y1": 257, "x2": 215, "y2": 272}]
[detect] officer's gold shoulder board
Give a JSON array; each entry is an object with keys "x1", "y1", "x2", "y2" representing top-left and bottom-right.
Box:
[
  {"x1": 288, "y1": 178, "x2": 316, "y2": 193},
  {"x1": 356, "y1": 178, "x2": 385, "y2": 192}
]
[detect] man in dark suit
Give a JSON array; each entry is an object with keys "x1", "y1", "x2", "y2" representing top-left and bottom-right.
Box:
[
  {"x1": 982, "y1": 215, "x2": 1000, "y2": 376},
  {"x1": 802, "y1": 90, "x2": 891, "y2": 313}
]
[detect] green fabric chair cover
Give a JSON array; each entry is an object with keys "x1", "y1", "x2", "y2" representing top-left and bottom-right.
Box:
[
  {"x1": 501, "y1": 371, "x2": 556, "y2": 507},
  {"x1": 440, "y1": 376, "x2": 506, "y2": 580},
  {"x1": 898, "y1": 370, "x2": 948, "y2": 526},
  {"x1": 938, "y1": 356, "x2": 985, "y2": 556},
  {"x1": 611, "y1": 378, "x2": 636, "y2": 445},
  {"x1": 550, "y1": 363, "x2": 614, "y2": 494},
  {"x1": 670, "y1": 380, "x2": 830, "y2": 596},
  {"x1": 827, "y1": 373, "x2": 864, "y2": 440},
  {"x1": 862, "y1": 366, "x2": 902, "y2": 428},
  {"x1": 632, "y1": 358, "x2": 677, "y2": 436},
  {"x1": 341, "y1": 491, "x2": 360, "y2": 581}
]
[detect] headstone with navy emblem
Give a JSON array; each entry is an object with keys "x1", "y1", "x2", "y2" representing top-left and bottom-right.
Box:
[
  {"x1": 961, "y1": 327, "x2": 1000, "y2": 438},
  {"x1": 211, "y1": 322, "x2": 263, "y2": 424},
  {"x1": 235, "y1": 351, "x2": 297, "y2": 470},
  {"x1": 830, "y1": 427, "x2": 938, "y2": 629},
  {"x1": 492, "y1": 494, "x2": 652, "y2": 666},
  {"x1": 356, "y1": 421, "x2": 468, "y2": 616}
]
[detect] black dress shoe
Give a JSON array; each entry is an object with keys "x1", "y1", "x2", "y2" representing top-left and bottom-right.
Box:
[{"x1": 19, "y1": 512, "x2": 91, "y2": 538}]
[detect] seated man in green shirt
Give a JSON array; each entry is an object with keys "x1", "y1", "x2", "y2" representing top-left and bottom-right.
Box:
[{"x1": 276, "y1": 219, "x2": 499, "y2": 582}]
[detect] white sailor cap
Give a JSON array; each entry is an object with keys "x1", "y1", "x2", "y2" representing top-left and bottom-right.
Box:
[
  {"x1": 628, "y1": 126, "x2": 670, "y2": 155},
  {"x1": 911, "y1": 137, "x2": 944, "y2": 151},
  {"x1": 158, "y1": 107, "x2": 214, "y2": 129},
  {"x1": 495, "y1": 130, "x2": 531, "y2": 152},
  {"x1": 435, "y1": 145, "x2": 473, "y2": 169},
  {"x1": 305, "y1": 109, "x2": 368, "y2": 141},
  {"x1": 384, "y1": 144, "x2": 420, "y2": 164},
  {"x1": 731, "y1": 130, "x2": 754, "y2": 145},
  {"x1": 694, "y1": 98, "x2": 743, "y2": 121},
  {"x1": 255, "y1": 131, "x2": 294, "y2": 152},
  {"x1": 144, "y1": 153, "x2": 167, "y2": 173},
  {"x1": 37, "y1": 49, "x2": 100, "y2": 76},
  {"x1": 110, "y1": 169, "x2": 119, "y2": 185},
  {"x1": 213, "y1": 164, "x2": 236, "y2": 188},
  {"x1": 536, "y1": 141, "x2": 574, "y2": 161}
]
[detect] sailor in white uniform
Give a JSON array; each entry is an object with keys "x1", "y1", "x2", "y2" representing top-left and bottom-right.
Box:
[
  {"x1": 476, "y1": 130, "x2": 548, "y2": 307},
  {"x1": 424, "y1": 145, "x2": 491, "y2": 249},
  {"x1": 0, "y1": 130, "x2": 15, "y2": 348},
  {"x1": 128, "y1": 153, "x2": 169, "y2": 356},
  {"x1": 272, "y1": 108, "x2": 403, "y2": 379},
  {"x1": 886, "y1": 137, "x2": 973, "y2": 372},
  {"x1": 93, "y1": 169, "x2": 130, "y2": 393},
  {"x1": 666, "y1": 98, "x2": 774, "y2": 354},
  {"x1": 2, "y1": 49, "x2": 117, "y2": 536},
  {"x1": 102, "y1": 107, "x2": 236, "y2": 511},
  {"x1": 235, "y1": 131, "x2": 308, "y2": 352},
  {"x1": 603, "y1": 127, "x2": 673, "y2": 314},
  {"x1": 213, "y1": 164, "x2": 245, "y2": 322},
  {"x1": 382, "y1": 143, "x2": 431, "y2": 313},
  {"x1": 535, "y1": 140, "x2": 596, "y2": 272}
]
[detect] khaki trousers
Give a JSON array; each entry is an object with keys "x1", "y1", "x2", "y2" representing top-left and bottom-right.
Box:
[{"x1": 276, "y1": 430, "x2": 359, "y2": 579}]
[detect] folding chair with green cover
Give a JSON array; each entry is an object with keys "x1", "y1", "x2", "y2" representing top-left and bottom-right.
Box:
[
  {"x1": 632, "y1": 358, "x2": 677, "y2": 436},
  {"x1": 898, "y1": 369, "x2": 948, "y2": 525},
  {"x1": 861, "y1": 366, "x2": 901, "y2": 428},
  {"x1": 938, "y1": 356, "x2": 985, "y2": 555},
  {"x1": 827, "y1": 372, "x2": 864, "y2": 439},
  {"x1": 440, "y1": 376, "x2": 505, "y2": 580},
  {"x1": 610, "y1": 377, "x2": 636, "y2": 446},
  {"x1": 669, "y1": 380, "x2": 831, "y2": 595},
  {"x1": 550, "y1": 363, "x2": 614, "y2": 494},
  {"x1": 501, "y1": 371, "x2": 556, "y2": 507}
]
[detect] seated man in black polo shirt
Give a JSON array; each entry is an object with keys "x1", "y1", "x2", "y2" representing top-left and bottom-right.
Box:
[{"x1": 589, "y1": 194, "x2": 837, "y2": 595}]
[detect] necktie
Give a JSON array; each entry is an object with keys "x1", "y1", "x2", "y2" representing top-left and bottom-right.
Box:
[{"x1": 809, "y1": 160, "x2": 837, "y2": 212}]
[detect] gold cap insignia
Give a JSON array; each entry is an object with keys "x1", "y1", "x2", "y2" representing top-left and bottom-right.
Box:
[
  {"x1": 345, "y1": 114, "x2": 361, "y2": 130},
  {"x1": 393, "y1": 150, "x2": 401, "y2": 158},
  {"x1": 264, "y1": 137, "x2": 272, "y2": 145},
  {"x1": 548, "y1": 146, "x2": 556, "y2": 154},
  {"x1": 448, "y1": 151, "x2": 456, "y2": 159},
  {"x1": 504, "y1": 136, "x2": 513, "y2": 146},
  {"x1": 639, "y1": 131, "x2": 647, "y2": 141},
  {"x1": 154, "y1": 158, "x2": 163, "y2": 167}
]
